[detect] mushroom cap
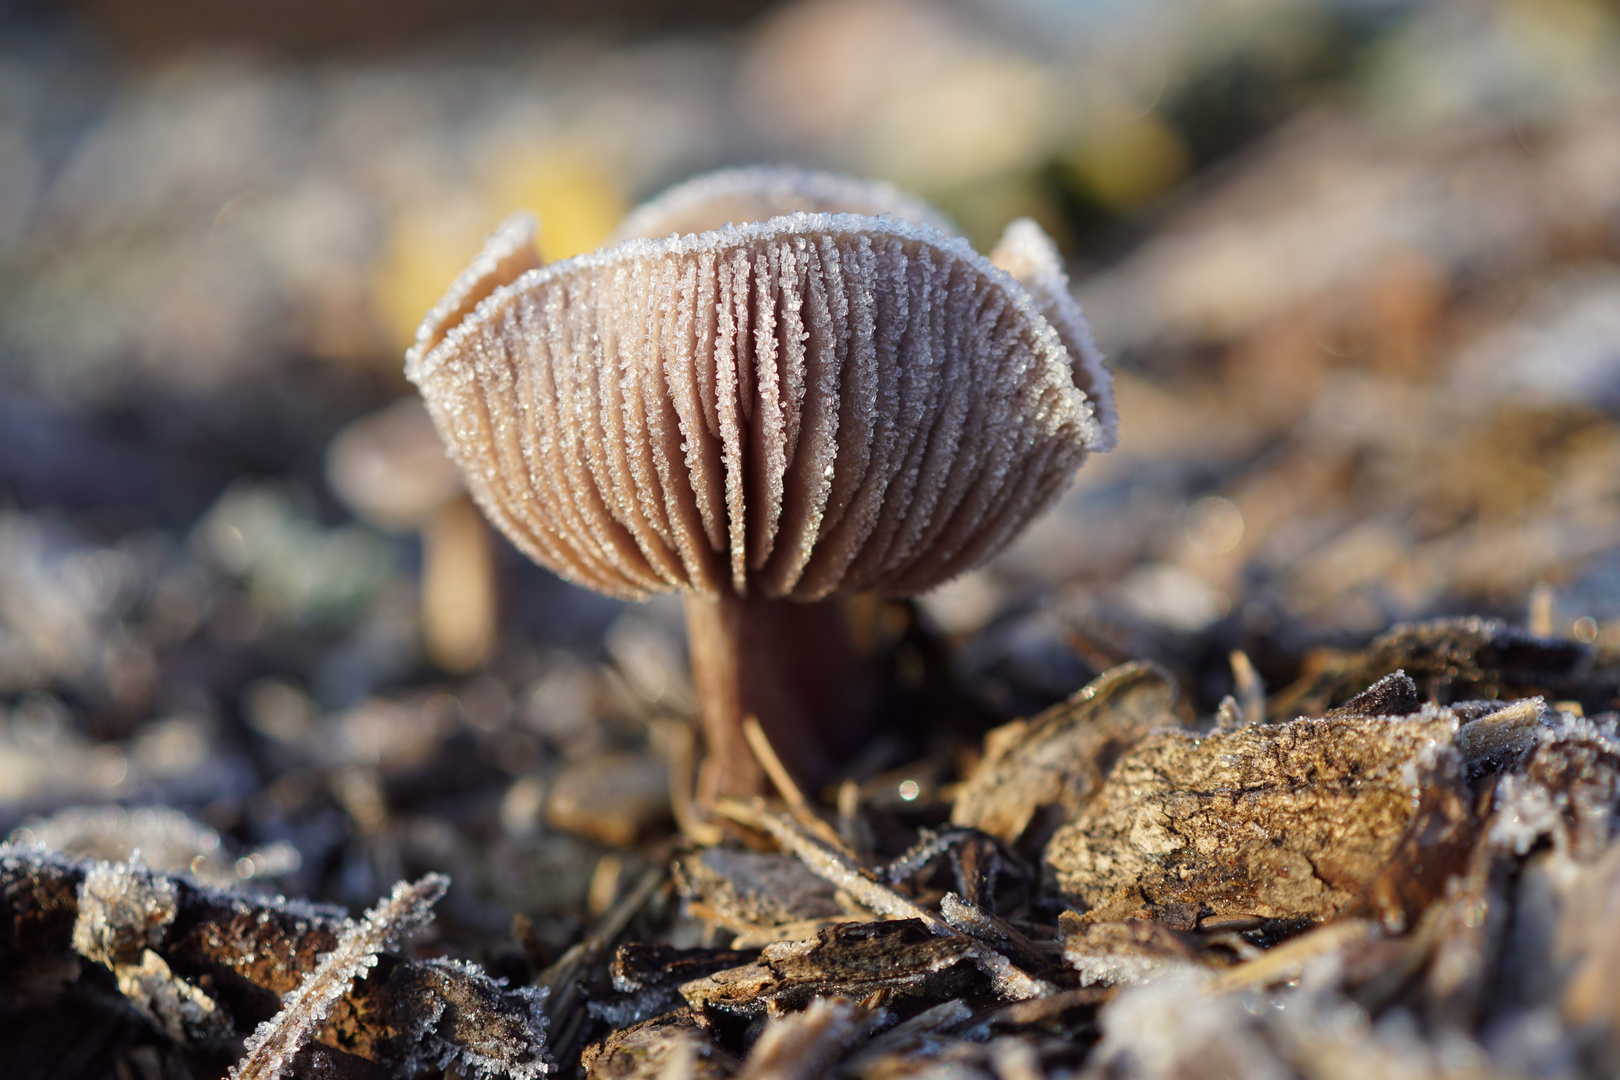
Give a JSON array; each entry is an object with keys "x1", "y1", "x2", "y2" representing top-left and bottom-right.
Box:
[
  {"x1": 612, "y1": 165, "x2": 956, "y2": 242},
  {"x1": 616, "y1": 168, "x2": 1116, "y2": 440},
  {"x1": 326, "y1": 397, "x2": 464, "y2": 531},
  {"x1": 407, "y1": 172, "x2": 1116, "y2": 602}
]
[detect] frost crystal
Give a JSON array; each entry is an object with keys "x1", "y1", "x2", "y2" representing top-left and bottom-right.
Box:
[
  {"x1": 406, "y1": 169, "x2": 1114, "y2": 603},
  {"x1": 72, "y1": 856, "x2": 179, "y2": 966},
  {"x1": 395, "y1": 959, "x2": 553, "y2": 1079},
  {"x1": 230, "y1": 874, "x2": 449, "y2": 1080},
  {"x1": 57, "y1": 854, "x2": 235, "y2": 1047}
]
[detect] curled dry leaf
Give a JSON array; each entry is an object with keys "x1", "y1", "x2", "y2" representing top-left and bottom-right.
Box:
[
  {"x1": 1059, "y1": 913, "x2": 1216, "y2": 988},
  {"x1": 579, "y1": 1009, "x2": 735, "y2": 1080},
  {"x1": 732, "y1": 996, "x2": 880, "y2": 1080},
  {"x1": 1495, "y1": 712, "x2": 1620, "y2": 860}
]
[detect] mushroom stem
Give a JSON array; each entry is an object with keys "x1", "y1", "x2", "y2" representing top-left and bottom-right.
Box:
[
  {"x1": 683, "y1": 591, "x2": 878, "y2": 807},
  {"x1": 421, "y1": 495, "x2": 497, "y2": 673}
]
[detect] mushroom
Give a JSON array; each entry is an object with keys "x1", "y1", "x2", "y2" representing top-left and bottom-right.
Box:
[
  {"x1": 325, "y1": 397, "x2": 497, "y2": 673},
  {"x1": 405, "y1": 167, "x2": 1116, "y2": 803}
]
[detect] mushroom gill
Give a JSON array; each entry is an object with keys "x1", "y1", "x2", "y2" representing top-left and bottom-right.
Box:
[{"x1": 407, "y1": 167, "x2": 1116, "y2": 802}]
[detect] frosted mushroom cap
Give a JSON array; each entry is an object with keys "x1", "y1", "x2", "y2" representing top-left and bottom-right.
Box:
[
  {"x1": 407, "y1": 176, "x2": 1116, "y2": 603},
  {"x1": 614, "y1": 168, "x2": 1116, "y2": 437},
  {"x1": 612, "y1": 165, "x2": 957, "y2": 242}
]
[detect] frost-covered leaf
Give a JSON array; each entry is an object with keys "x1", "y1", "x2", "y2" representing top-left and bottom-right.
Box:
[
  {"x1": 380, "y1": 957, "x2": 553, "y2": 1079},
  {"x1": 230, "y1": 874, "x2": 449, "y2": 1080},
  {"x1": 63, "y1": 856, "x2": 236, "y2": 1048}
]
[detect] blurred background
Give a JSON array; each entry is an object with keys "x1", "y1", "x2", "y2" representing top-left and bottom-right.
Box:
[{"x1": 0, "y1": 0, "x2": 1618, "y2": 957}]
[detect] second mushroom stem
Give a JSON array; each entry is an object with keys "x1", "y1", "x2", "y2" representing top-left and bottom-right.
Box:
[{"x1": 683, "y1": 590, "x2": 880, "y2": 807}]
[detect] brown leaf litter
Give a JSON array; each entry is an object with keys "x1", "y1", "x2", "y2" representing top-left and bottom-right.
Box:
[
  {"x1": 552, "y1": 619, "x2": 1620, "y2": 1079},
  {"x1": 7, "y1": 618, "x2": 1620, "y2": 1079},
  {"x1": 0, "y1": 848, "x2": 551, "y2": 1079}
]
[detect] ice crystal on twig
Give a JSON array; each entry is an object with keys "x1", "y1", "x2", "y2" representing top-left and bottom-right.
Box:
[{"x1": 230, "y1": 874, "x2": 449, "y2": 1080}]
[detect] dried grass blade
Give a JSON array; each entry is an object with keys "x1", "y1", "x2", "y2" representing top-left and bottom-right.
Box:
[
  {"x1": 741, "y1": 715, "x2": 851, "y2": 853},
  {"x1": 715, "y1": 799, "x2": 1054, "y2": 1000}
]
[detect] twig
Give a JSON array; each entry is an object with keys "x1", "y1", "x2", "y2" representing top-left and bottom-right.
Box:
[
  {"x1": 1206, "y1": 919, "x2": 1377, "y2": 994},
  {"x1": 231, "y1": 875, "x2": 448, "y2": 1080},
  {"x1": 744, "y1": 715, "x2": 810, "y2": 814},
  {"x1": 1230, "y1": 650, "x2": 1266, "y2": 724},
  {"x1": 835, "y1": 779, "x2": 873, "y2": 865},
  {"x1": 536, "y1": 851, "x2": 670, "y2": 1060},
  {"x1": 662, "y1": 721, "x2": 723, "y2": 847},
  {"x1": 742, "y1": 715, "x2": 852, "y2": 854},
  {"x1": 713, "y1": 801, "x2": 1054, "y2": 1001}
]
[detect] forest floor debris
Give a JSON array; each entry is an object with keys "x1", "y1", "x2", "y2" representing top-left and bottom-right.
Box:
[{"x1": 5, "y1": 1, "x2": 1620, "y2": 1075}]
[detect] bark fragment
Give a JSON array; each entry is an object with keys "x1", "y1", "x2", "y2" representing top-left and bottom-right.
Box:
[
  {"x1": 1045, "y1": 705, "x2": 1530, "y2": 923},
  {"x1": 951, "y1": 661, "x2": 1181, "y2": 845}
]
